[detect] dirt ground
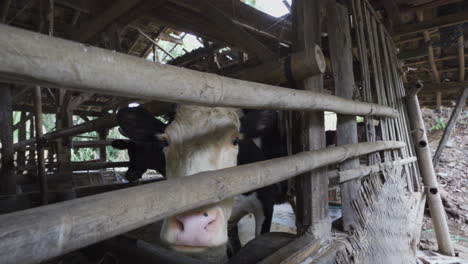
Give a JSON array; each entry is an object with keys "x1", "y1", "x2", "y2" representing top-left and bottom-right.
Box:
[{"x1": 419, "y1": 106, "x2": 468, "y2": 259}]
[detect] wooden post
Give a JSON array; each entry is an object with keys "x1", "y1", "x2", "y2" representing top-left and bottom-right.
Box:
[
  {"x1": 292, "y1": 0, "x2": 330, "y2": 240},
  {"x1": 0, "y1": 141, "x2": 405, "y2": 264},
  {"x1": 16, "y1": 112, "x2": 28, "y2": 175},
  {"x1": 327, "y1": 1, "x2": 360, "y2": 232},
  {"x1": 458, "y1": 35, "x2": 465, "y2": 82},
  {"x1": 405, "y1": 95, "x2": 454, "y2": 256},
  {"x1": 33, "y1": 86, "x2": 48, "y2": 204},
  {"x1": 0, "y1": 83, "x2": 16, "y2": 195},
  {"x1": 98, "y1": 129, "x2": 109, "y2": 162},
  {"x1": 432, "y1": 87, "x2": 468, "y2": 168}
]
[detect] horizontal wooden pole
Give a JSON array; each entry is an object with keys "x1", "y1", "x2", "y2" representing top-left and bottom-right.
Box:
[
  {"x1": 0, "y1": 141, "x2": 405, "y2": 264},
  {"x1": 227, "y1": 49, "x2": 325, "y2": 85},
  {"x1": 17, "y1": 161, "x2": 130, "y2": 172},
  {"x1": 71, "y1": 140, "x2": 120, "y2": 148},
  {"x1": 0, "y1": 24, "x2": 398, "y2": 118}
]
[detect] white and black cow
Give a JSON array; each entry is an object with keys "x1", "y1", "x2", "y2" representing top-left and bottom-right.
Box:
[
  {"x1": 114, "y1": 106, "x2": 292, "y2": 261},
  {"x1": 113, "y1": 105, "x2": 336, "y2": 262}
]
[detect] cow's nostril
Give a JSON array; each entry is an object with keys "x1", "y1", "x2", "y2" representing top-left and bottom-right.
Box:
[
  {"x1": 175, "y1": 218, "x2": 184, "y2": 231},
  {"x1": 203, "y1": 212, "x2": 208, "y2": 217}
]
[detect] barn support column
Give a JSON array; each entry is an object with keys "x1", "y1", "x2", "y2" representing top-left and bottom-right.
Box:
[
  {"x1": 405, "y1": 95, "x2": 454, "y2": 256},
  {"x1": 55, "y1": 90, "x2": 75, "y2": 197},
  {"x1": 292, "y1": 0, "x2": 330, "y2": 240},
  {"x1": 0, "y1": 83, "x2": 16, "y2": 195},
  {"x1": 33, "y1": 86, "x2": 48, "y2": 204},
  {"x1": 16, "y1": 112, "x2": 28, "y2": 175},
  {"x1": 98, "y1": 129, "x2": 109, "y2": 162},
  {"x1": 327, "y1": 1, "x2": 360, "y2": 232}
]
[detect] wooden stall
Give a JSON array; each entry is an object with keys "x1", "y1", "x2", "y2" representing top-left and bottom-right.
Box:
[{"x1": 0, "y1": 0, "x2": 462, "y2": 263}]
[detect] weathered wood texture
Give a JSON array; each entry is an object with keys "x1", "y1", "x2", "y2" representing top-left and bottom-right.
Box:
[
  {"x1": 291, "y1": 0, "x2": 329, "y2": 239},
  {"x1": 405, "y1": 95, "x2": 454, "y2": 256},
  {"x1": 0, "y1": 24, "x2": 398, "y2": 118},
  {"x1": 0, "y1": 83, "x2": 16, "y2": 195},
  {"x1": 432, "y1": 87, "x2": 468, "y2": 168},
  {"x1": 257, "y1": 235, "x2": 320, "y2": 264},
  {"x1": 227, "y1": 50, "x2": 326, "y2": 85},
  {"x1": 327, "y1": 1, "x2": 360, "y2": 232},
  {"x1": 0, "y1": 141, "x2": 405, "y2": 264}
]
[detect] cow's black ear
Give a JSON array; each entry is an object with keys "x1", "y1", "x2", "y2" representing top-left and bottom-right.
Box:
[
  {"x1": 240, "y1": 110, "x2": 277, "y2": 138},
  {"x1": 116, "y1": 107, "x2": 167, "y2": 141},
  {"x1": 111, "y1": 140, "x2": 129, "y2": 150}
]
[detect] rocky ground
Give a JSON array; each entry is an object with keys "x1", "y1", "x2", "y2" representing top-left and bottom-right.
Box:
[{"x1": 419, "y1": 106, "x2": 468, "y2": 260}]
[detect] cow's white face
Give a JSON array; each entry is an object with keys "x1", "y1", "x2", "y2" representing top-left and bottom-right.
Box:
[{"x1": 159, "y1": 105, "x2": 241, "y2": 252}]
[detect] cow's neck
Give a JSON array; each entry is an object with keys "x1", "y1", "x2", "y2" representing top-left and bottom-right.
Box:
[{"x1": 181, "y1": 244, "x2": 228, "y2": 263}]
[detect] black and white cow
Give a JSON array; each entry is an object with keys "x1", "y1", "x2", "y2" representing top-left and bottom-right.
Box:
[{"x1": 113, "y1": 106, "x2": 335, "y2": 262}]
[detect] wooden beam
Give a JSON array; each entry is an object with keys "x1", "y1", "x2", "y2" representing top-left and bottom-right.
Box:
[
  {"x1": 0, "y1": 141, "x2": 405, "y2": 264},
  {"x1": 394, "y1": 9, "x2": 468, "y2": 37},
  {"x1": 196, "y1": 0, "x2": 277, "y2": 62},
  {"x1": 432, "y1": 87, "x2": 468, "y2": 167},
  {"x1": 227, "y1": 50, "x2": 325, "y2": 85},
  {"x1": 0, "y1": 24, "x2": 399, "y2": 118},
  {"x1": 71, "y1": 140, "x2": 117, "y2": 148},
  {"x1": 74, "y1": 0, "x2": 141, "y2": 42},
  {"x1": 33, "y1": 86, "x2": 48, "y2": 204},
  {"x1": 0, "y1": 83, "x2": 16, "y2": 195},
  {"x1": 327, "y1": 1, "x2": 360, "y2": 232},
  {"x1": 458, "y1": 36, "x2": 465, "y2": 82},
  {"x1": 138, "y1": 26, "x2": 165, "y2": 58},
  {"x1": 292, "y1": 0, "x2": 330, "y2": 240},
  {"x1": 405, "y1": 95, "x2": 454, "y2": 256},
  {"x1": 1, "y1": 0, "x2": 11, "y2": 22}
]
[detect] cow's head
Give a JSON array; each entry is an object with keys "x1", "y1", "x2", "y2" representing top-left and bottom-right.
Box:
[{"x1": 116, "y1": 106, "x2": 278, "y2": 257}]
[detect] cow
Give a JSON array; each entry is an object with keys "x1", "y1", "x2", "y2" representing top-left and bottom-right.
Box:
[{"x1": 113, "y1": 105, "x2": 294, "y2": 262}]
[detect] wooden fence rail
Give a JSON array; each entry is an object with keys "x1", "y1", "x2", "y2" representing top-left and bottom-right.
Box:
[
  {"x1": 0, "y1": 141, "x2": 405, "y2": 264},
  {"x1": 0, "y1": 24, "x2": 398, "y2": 118}
]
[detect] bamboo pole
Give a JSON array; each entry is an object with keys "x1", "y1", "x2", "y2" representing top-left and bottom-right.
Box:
[
  {"x1": 33, "y1": 86, "x2": 48, "y2": 204},
  {"x1": 0, "y1": 24, "x2": 398, "y2": 118},
  {"x1": 458, "y1": 36, "x2": 465, "y2": 82},
  {"x1": 0, "y1": 141, "x2": 405, "y2": 264},
  {"x1": 405, "y1": 95, "x2": 454, "y2": 256},
  {"x1": 432, "y1": 87, "x2": 468, "y2": 168}
]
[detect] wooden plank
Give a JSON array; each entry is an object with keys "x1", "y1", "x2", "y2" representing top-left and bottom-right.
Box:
[
  {"x1": 394, "y1": 9, "x2": 468, "y2": 37},
  {"x1": 196, "y1": 0, "x2": 277, "y2": 62},
  {"x1": 292, "y1": 0, "x2": 330, "y2": 239},
  {"x1": 432, "y1": 87, "x2": 468, "y2": 168},
  {"x1": 458, "y1": 36, "x2": 465, "y2": 82},
  {"x1": 0, "y1": 83, "x2": 16, "y2": 195},
  {"x1": 327, "y1": 1, "x2": 360, "y2": 232},
  {"x1": 0, "y1": 141, "x2": 405, "y2": 264},
  {"x1": 0, "y1": 24, "x2": 399, "y2": 118}
]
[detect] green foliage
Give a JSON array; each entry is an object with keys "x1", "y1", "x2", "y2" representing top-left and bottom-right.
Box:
[{"x1": 429, "y1": 117, "x2": 446, "y2": 132}]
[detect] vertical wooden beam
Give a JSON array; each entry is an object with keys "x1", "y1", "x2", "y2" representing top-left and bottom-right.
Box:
[
  {"x1": 0, "y1": 83, "x2": 16, "y2": 195},
  {"x1": 432, "y1": 87, "x2": 468, "y2": 168},
  {"x1": 327, "y1": 1, "x2": 360, "y2": 232},
  {"x1": 33, "y1": 86, "x2": 48, "y2": 204},
  {"x1": 17, "y1": 112, "x2": 28, "y2": 174},
  {"x1": 292, "y1": 0, "x2": 330, "y2": 240},
  {"x1": 405, "y1": 95, "x2": 454, "y2": 256},
  {"x1": 458, "y1": 35, "x2": 465, "y2": 82},
  {"x1": 98, "y1": 129, "x2": 109, "y2": 162},
  {"x1": 417, "y1": 11, "x2": 442, "y2": 110},
  {"x1": 56, "y1": 90, "x2": 73, "y2": 191},
  {"x1": 1, "y1": 0, "x2": 12, "y2": 23}
]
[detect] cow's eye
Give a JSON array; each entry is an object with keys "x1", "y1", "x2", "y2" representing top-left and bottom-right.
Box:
[
  {"x1": 162, "y1": 138, "x2": 170, "y2": 147},
  {"x1": 232, "y1": 137, "x2": 240, "y2": 146}
]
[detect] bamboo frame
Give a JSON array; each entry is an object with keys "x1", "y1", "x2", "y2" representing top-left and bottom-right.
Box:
[
  {"x1": 405, "y1": 95, "x2": 454, "y2": 256},
  {"x1": 0, "y1": 141, "x2": 405, "y2": 264},
  {"x1": 0, "y1": 24, "x2": 398, "y2": 118}
]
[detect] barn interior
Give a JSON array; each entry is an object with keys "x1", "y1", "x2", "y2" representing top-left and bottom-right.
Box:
[{"x1": 0, "y1": 0, "x2": 467, "y2": 263}]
